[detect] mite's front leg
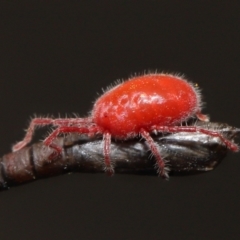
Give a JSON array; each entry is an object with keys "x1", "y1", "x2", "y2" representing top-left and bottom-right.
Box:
[
  {"x1": 12, "y1": 117, "x2": 56, "y2": 152},
  {"x1": 43, "y1": 126, "x2": 100, "y2": 160}
]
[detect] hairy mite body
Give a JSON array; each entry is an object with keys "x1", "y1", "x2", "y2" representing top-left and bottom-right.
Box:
[
  {"x1": 12, "y1": 73, "x2": 238, "y2": 178},
  {"x1": 93, "y1": 74, "x2": 202, "y2": 137}
]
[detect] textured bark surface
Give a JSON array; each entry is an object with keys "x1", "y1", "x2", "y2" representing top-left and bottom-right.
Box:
[{"x1": 0, "y1": 122, "x2": 239, "y2": 190}]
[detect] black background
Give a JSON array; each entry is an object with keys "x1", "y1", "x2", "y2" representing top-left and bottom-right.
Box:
[{"x1": 0, "y1": 1, "x2": 240, "y2": 240}]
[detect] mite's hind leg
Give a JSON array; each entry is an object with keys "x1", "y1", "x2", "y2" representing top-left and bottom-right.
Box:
[
  {"x1": 140, "y1": 128, "x2": 169, "y2": 178},
  {"x1": 154, "y1": 126, "x2": 239, "y2": 152},
  {"x1": 103, "y1": 132, "x2": 114, "y2": 176},
  {"x1": 196, "y1": 110, "x2": 209, "y2": 122}
]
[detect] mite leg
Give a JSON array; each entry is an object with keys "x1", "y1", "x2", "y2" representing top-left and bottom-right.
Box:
[
  {"x1": 43, "y1": 126, "x2": 99, "y2": 159},
  {"x1": 12, "y1": 117, "x2": 93, "y2": 152},
  {"x1": 140, "y1": 129, "x2": 169, "y2": 178},
  {"x1": 45, "y1": 127, "x2": 115, "y2": 174},
  {"x1": 103, "y1": 132, "x2": 114, "y2": 175},
  {"x1": 196, "y1": 111, "x2": 209, "y2": 122},
  {"x1": 154, "y1": 126, "x2": 239, "y2": 152},
  {"x1": 12, "y1": 118, "x2": 56, "y2": 152}
]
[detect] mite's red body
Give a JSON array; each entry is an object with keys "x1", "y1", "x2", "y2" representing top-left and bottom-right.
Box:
[
  {"x1": 12, "y1": 74, "x2": 238, "y2": 178},
  {"x1": 93, "y1": 74, "x2": 201, "y2": 137}
]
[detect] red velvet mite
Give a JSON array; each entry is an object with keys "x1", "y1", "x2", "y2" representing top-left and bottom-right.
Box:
[{"x1": 12, "y1": 73, "x2": 239, "y2": 178}]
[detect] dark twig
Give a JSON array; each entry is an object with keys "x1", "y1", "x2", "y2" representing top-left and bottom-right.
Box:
[{"x1": 0, "y1": 121, "x2": 239, "y2": 190}]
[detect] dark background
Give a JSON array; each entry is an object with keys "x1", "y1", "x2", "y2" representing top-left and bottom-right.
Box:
[{"x1": 0, "y1": 1, "x2": 240, "y2": 240}]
